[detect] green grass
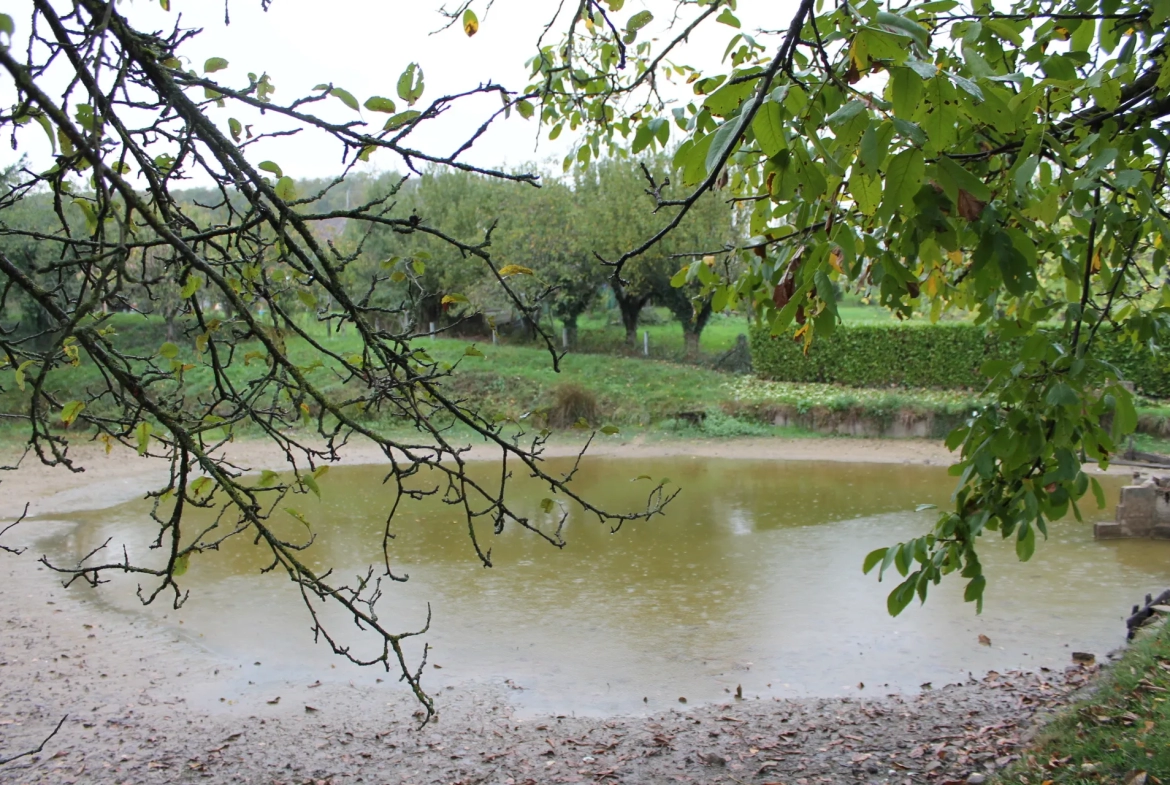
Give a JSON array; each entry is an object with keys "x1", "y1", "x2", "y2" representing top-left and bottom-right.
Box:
[
  {"x1": 2, "y1": 311, "x2": 1165, "y2": 446},
  {"x1": 568, "y1": 302, "x2": 897, "y2": 360},
  {"x1": 997, "y1": 619, "x2": 1170, "y2": 785}
]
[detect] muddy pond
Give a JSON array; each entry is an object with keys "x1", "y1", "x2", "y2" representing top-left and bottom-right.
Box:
[{"x1": 40, "y1": 457, "x2": 1170, "y2": 716}]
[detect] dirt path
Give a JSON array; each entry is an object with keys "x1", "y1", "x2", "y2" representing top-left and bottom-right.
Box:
[{"x1": 0, "y1": 435, "x2": 1110, "y2": 784}]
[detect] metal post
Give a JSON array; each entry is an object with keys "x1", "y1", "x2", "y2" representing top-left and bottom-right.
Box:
[
  {"x1": 429, "y1": 321, "x2": 436, "y2": 340},
  {"x1": 643, "y1": 330, "x2": 649, "y2": 356},
  {"x1": 562, "y1": 327, "x2": 568, "y2": 348},
  {"x1": 492, "y1": 330, "x2": 498, "y2": 345}
]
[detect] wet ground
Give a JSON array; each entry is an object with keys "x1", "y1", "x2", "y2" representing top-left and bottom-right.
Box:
[{"x1": 0, "y1": 538, "x2": 1106, "y2": 785}]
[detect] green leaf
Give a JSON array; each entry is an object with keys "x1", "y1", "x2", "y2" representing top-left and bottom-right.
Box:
[
  {"x1": 1041, "y1": 54, "x2": 1077, "y2": 81},
  {"x1": 396, "y1": 63, "x2": 425, "y2": 106},
  {"x1": 464, "y1": 345, "x2": 484, "y2": 357},
  {"x1": 159, "y1": 342, "x2": 179, "y2": 359},
  {"x1": 937, "y1": 156, "x2": 991, "y2": 202},
  {"x1": 1015, "y1": 521, "x2": 1035, "y2": 561},
  {"x1": 752, "y1": 103, "x2": 786, "y2": 160},
  {"x1": 330, "y1": 87, "x2": 360, "y2": 111},
  {"x1": 228, "y1": 117, "x2": 242, "y2": 142},
  {"x1": 363, "y1": 96, "x2": 398, "y2": 113},
  {"x1": 540, "y1": 497, "x2": 556, "y2": 513},
  {"x1": 1111, "y1": 385, "x2": 1138, "y2": 437},
  {"x1": 0, "y1": 14, "x2": 14, "y2": 38},
  {"x1": 1045, "y1": 382, "x2": 1078, "y2": 408},
  {"x1": 1090, "y1": 476, "x2": 1106, "y2": 509},
  {"x1": 136, "y1": 421, "x2": 152, "y2": 455},
  {"x1": 715, "y1": 8, "x2": 740, "y2": 27},
  {"x1": 203, "y1": 57, "x2": 229, "y2": 73},
  {"x1": 626, "y1": 10, "x2": 653, "y2": 33},
  {"x1": 705, "y1": 117, "x2": 745, "y2": 175},
  {"x1": 180, "y1": 274, "x2": 203, "y2": 299},
  {"x1": 274, "y1": 176, "x2": 297, "y2": 202},
  {"x1": 863, "y1": 547, "x2": 888, "y2": 574},
  {"x1": 887, "y1": 575, "x2": 917, "y2": 616},
  {"x1": 172, "y1": 553, "x2": 190, "y2": 577},
  {"x1": 874, "y1": 11, "x2": 929, "y2": 47},
  {"x1": 383, "y1": 110, "x2": 421, "y2": 131},
  {"x1": 302, "y1": 475, "x2": 321, "y2": 499},
  {"x1": 963, "y1": 574, "x2": 986, "y2": 612},
  {"x1": 190, "y1": 476, "x2": 212, "y2": 497},
  {"x1": 13, "y1": 360, "x2": 34, "y2": 392},
  {"x1": 60, "y1": 400, "x2": 85, "y2": 427},
  {"x1": 258, "y1": 469, "x2": 280, "y2": 488},
  {"x1": 600, "y1": 425, "x2": 620, "y2": 435},
  {"x1": 285, "y1": 508, "x2": 313, "y2": 532},
  {"x1": 825, "y1": 100, "x2": 866, "y2": 128},
  {"x1": 881, "y1": 148, "x2": 924, "y2": 217},
  {"x1": 259, "y1": 160, "x2": 283, "y2": 178},
  {"x1": 848, "y1": 170, "x2": 882, "y2": 216},
  {"x1": 889, "y1": 68, "x2": 924, "y2": 121}
]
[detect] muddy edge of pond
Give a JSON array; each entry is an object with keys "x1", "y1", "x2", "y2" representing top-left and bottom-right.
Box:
[
  {"x1": 0, "y1": 437, "x2": 1126, "y2": 784},
  {"x1": 0, "y1": 435, "x2": 1131, "y2": 521}
]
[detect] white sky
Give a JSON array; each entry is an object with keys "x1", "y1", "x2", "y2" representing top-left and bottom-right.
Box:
[{"x1": 2, "y1": 0, "x2": 792, "y2": 182}]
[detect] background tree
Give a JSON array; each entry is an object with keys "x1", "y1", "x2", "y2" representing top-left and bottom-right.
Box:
[{"x1": 494, "y1": 175, "x2": 602, "y2": 346}]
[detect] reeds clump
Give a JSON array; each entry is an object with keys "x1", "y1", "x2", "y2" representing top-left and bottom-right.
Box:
[{"x1": 548, "y1": 383, "x2": 598, "y2": 429}]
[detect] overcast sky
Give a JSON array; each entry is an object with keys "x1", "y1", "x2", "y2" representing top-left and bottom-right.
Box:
[{"x1": 2, "y1": 0, "x2": 789, "y2": 181}]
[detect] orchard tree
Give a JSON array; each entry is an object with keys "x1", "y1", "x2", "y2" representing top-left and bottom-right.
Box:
[
  {"x1": 493, "y1": 174, "x2": 604, "y2": 345},
  {"x1": 528, "y1": 0, "x2": 1170, "y2": 612}
]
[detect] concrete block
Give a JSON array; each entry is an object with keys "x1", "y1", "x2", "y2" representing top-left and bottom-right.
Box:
[{"x1": 1095, "y1": 521, "x2": 1124, "y2": 539}]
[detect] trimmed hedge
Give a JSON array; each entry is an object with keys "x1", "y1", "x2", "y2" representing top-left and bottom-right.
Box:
[{"x1": 750, "y1": 322, "x2": 1170, "y2": 398}]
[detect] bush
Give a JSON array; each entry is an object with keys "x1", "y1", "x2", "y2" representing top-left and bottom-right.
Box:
[
  {"x1": 548, "y1": 383, "x2": 599, "y2": 428},
  {"x1": 750, "y1": 323, "x2": 1170, "y2": 398}
]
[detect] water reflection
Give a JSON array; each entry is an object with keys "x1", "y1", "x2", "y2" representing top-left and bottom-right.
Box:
[{"x1": 43, "y1": 457, "x2": 1166, "y2": 715}]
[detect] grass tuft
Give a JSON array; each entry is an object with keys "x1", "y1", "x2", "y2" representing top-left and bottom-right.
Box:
[{"x1": 999, "y1": 618, "x2": 1170, "y2": 785}]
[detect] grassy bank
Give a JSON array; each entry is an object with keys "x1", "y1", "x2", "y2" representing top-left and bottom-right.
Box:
[
  {"x1": 1, "y1": 312, "x2": 1166, "y2": 445},
  {"x1": 999, "y1": 618, "x2": 1170, "y2": 785}
]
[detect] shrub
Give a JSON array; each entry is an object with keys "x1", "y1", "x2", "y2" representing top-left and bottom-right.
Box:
[
  {"x1": 750, "y1": 323, "x2": 1170, "y2": 398},
  {"x1": 548, "y1": 383, "x2": 599, "y2": 428}
]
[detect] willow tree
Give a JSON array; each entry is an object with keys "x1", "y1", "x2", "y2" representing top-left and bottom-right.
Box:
[
  {"x1": 0, "y1": 1, "x2": 675, "y2": 723},
  {"x1": 526, "y1": 0, "x2": 1169, "y2": 612}
]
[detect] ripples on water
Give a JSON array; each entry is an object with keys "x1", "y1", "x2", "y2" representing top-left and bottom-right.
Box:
[{"x1": 43, "y1": 457, "x2": 1168, "y2": 714}]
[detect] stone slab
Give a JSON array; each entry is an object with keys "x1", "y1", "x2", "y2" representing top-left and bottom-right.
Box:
[{"x1": 1095, "y1": 521, "x2": 1124, "y2": 539}]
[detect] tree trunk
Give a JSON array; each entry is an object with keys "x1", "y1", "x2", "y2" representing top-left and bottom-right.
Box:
[
  {"x1": 615, "y1": 290, "x2": 649, "y2": 347},
  {"x1": 563, "y1": 315, "x2": 578, "y2": 347},
  {"x1": 682, "y1": 299, "x2": 713, "y2": 360}
]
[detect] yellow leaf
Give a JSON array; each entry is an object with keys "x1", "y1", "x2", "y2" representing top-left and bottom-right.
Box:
[
  {"x1": 462, "y1": 8, "x2": 479, "y2": 36},
  {"x1": 498, "y1": 264, "x2": 534, "y2": 276},
  {"x1": 828, "y1": 249, "x2": 843, "y2": 274}
]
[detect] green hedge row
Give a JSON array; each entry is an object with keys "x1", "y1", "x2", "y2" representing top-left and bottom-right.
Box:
[{"x1": 750, "y1": 322, "x2": 1170, "y2": 398}]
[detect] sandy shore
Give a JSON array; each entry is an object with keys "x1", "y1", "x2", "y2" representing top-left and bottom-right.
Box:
[{"x1": 0, "y1": 434, "x2": 1108, "y2": 784}]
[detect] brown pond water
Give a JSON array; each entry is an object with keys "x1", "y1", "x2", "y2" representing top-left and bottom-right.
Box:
[{"x1": 38, "y1": 458, "x2": 1168, "y2": 716}]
